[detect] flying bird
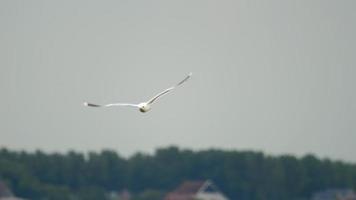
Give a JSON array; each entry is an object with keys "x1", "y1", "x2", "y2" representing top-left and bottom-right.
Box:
[{"x1": 83, "y1": 72, "x2": 192, "y2": 113}]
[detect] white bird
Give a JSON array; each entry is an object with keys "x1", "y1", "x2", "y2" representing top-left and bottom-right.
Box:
[{"x1": 83, "y1": 72, "x2": 192, "y2": 113}]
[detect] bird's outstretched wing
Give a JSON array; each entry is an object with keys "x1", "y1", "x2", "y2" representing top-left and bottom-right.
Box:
[
  {"x1": 83, "y1": 102, "x2": 139, "y2": 108},
  {"x1": 147, "y1": 72, "x2": 192, "y2": 105}
]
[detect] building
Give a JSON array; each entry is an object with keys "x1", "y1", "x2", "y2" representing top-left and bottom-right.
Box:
[
  {"x1": 165, "y1": 180, "x2": 229, "y2": 200},
  {"x1": 312, "y1": 189, "x2": 356, "y2": 200},
  {"x1": 0, "y1": 181, "x2": 25, "y2": 200},
  {"x1": 108, "y1": 189, "x2": 131, "y2": 200},
  {"x1": 0, "y1": 182, "x2": 13, "y2": 198}
]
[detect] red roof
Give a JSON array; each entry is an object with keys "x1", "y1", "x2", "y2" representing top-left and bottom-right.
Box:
[
  {"x1": 165, "y1": 181, "x2": 206, "y2": 200},
  {"x1": 173, "y1": 181, "x2": 205, "y2": 194},
  {"x1": 0, "y1": 181, "x2": 13, "y2": 197}
]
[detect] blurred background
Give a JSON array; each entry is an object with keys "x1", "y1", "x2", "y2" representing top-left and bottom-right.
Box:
[{"x1": 0, "y1": 1, "x2": 356, "y2": 200}]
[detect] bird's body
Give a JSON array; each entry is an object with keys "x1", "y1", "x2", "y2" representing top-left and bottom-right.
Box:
[
  {"x1": 83, "y1": 72, "x2": 192, "y2": 113},
  {"x1": 138, "y1": 102, "x2": 151, "y2": 113}
]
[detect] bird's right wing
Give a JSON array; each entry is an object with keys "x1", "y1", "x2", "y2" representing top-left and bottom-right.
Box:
[
  {"x1": 147, "y1": 72, "x2": 192, "y2": 105},
  {"x1": 83, "y1": 102, "x2": 139, "y2": 108}
]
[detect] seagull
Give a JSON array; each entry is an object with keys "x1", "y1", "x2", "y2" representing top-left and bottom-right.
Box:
[{"x1": 83, "y1": 72, "x2": 192, "y2": 113}]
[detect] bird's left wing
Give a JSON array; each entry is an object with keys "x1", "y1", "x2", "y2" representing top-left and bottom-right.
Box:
[
  {"x1": 147, "y1": 72, "x2": 192, "y2": 105},
  {"x1": 83, "y1": 102, "x2": 139, "y2": 108}
]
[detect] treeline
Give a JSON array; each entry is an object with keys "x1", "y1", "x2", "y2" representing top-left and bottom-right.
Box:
[{"x1": 1, "y1": 146, "x2": 356, "y2": 200}]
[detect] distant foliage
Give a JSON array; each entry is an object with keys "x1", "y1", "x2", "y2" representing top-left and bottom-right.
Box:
[{"x1": 0, "y1": 147, "x2": 356, "y2": 200}]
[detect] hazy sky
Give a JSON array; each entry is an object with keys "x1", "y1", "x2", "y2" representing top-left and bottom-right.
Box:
[{"x1": 1, "y1": 0, "x2": 355, "y2": 162}]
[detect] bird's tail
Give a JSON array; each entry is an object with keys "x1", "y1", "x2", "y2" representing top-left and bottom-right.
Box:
[{"x1": 83, "y1": 102, "x2": 102, "y2": 107}]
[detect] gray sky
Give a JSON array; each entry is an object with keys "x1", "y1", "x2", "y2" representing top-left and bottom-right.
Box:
[{"x1": 1, "y1": 0, "x2": 356, "y2": 162}]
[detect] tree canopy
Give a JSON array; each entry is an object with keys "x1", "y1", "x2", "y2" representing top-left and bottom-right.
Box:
[{"x1": 0, "y1": 147, "x2": 355, "y2": 200}]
